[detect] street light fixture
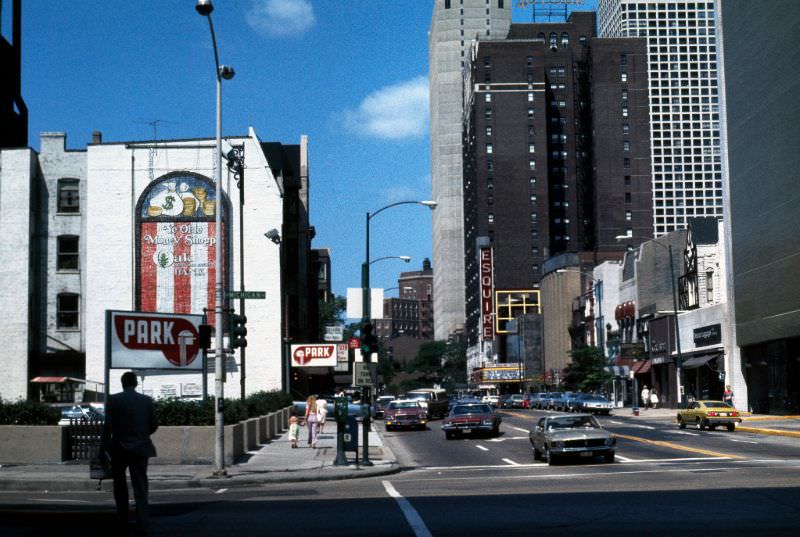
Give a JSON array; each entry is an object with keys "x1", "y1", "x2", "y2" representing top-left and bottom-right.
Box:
[
  {"x1": 616, "y1": 234, "x2": 686, "y2": 409},
  {"x1": 369, "y1": 255, "x2": 411, "y2": 266},
  {"x1": 556, "y1": 268, "x2": 607, "y2": 395},
  {"x1": 360, "y1": 200, "x2": 436, "y2": 465},
  {"x1": 196, "y1": 0, "x2": 234, "y2": 476}
]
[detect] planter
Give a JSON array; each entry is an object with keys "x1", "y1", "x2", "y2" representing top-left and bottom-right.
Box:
[
  {"x1": 0, "y1": 425, "x2": 69, "y2": 463},
  {"x1": 152, "y1": 422, "x2": 244, "y2": 465},
  {"x1": 245, "y1": 418, "x2": 258, "y2": 451}
]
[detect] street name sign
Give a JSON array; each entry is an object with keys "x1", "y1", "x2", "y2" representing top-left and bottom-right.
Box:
[
  {"x1": 226, "y1": 291, "x2": 266, "y2": 299},
  {"x1": 324, "y1": 324, "x2": 345, "y2": 342}
]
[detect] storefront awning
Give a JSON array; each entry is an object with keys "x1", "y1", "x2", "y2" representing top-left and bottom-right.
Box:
[
  {"x1": 30, "y1": 376, "x2": 85, "y2": 383},
  {"x1": 681, "y1": 354, "x2": 719, "y2": 370},
  {"x1": 631, "y1": 360, "x2": 652, "y2": 375}
]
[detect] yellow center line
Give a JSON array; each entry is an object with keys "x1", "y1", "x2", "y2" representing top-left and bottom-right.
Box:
[{"x1": 615, "y1": 433, "x2": 745, "y2": 459}]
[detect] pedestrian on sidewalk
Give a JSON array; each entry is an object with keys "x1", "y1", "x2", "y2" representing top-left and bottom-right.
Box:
[
  {"x1": 305, "y1": 395, "x2": 319, "y2": 448},
  {"x1": 650, "y1": 389, "x2": 659, "y2": 409},
  {"x1": 723, "y1": 385, "x2": 735, "y2": 407},
  {"x1": 641, "y1": 385, "x2": 650, "y2": 410},
  {"x1": 100, "y1": 371, "x2": 158, "y2": 533},
  {"x1": 288, "y1": 410, "x2": 300, "y2": 448},
  {"x1": 316, "y1": 397, "x2": 328, "y2": 433}
]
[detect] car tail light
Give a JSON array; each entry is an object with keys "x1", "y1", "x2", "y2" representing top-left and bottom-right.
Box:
[{"x1": 708, "y1": 411, "x2": 718, "y2": 417}]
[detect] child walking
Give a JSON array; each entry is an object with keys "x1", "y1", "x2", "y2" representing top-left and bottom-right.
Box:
[{"x1": 288, "y1": 414, "x2": 300, "y2": 448}]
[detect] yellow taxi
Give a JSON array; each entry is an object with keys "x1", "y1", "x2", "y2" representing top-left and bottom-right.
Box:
[{"x1": 677, "y1": 400, "x2": 741, "y2": 431}]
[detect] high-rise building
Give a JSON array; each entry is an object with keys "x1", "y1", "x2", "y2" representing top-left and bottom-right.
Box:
[
  {"x1": 462, "y1": 12, "x2": 652, "y2": 349},
  {"x1": 598, "y1": 0, "x2": 724, "y2": 235},
  {"x1": 429, "y1": 0, "x2": 512, "y2": 340}
]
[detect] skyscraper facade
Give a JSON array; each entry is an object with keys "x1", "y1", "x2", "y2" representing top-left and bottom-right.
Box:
[
  {"x1": 598, "y1": 0, "x2": 723, "y2": 236},
  {"x1": 429, "y1": 0, "x2": 512, "y2": 340}
]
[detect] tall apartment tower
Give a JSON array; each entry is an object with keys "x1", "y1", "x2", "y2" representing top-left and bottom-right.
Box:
[
  {"x1": 598, "y1": 0, "x2": 723, "y2": 235},
  {"x1": 462, "y1": 12, "x2": 652, "y2": 347},
  {"x1": 429, "y1": 0, "x2": 512, "y2": 340}
]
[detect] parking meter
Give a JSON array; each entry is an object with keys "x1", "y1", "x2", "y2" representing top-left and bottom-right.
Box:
[
  {"x1": 333, "y1": 397, "x2": 348, "y2": 466},
  {"x1": 335, "y1": 397, "x2": 348, "y2": 423}
]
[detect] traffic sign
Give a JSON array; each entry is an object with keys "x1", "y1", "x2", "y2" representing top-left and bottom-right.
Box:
[
  {"x1": 226, "y1": 291, "x2": 266, "y2": 300},
  {"x1": 324, "y1": 324, "x2": 345, "y2": 342},
  {"x1": 353, "y1": 363, "x2": 377, "y2": 387},
  {"x1": 348, "y1": 337, "x2": 360, "y2": 350}
]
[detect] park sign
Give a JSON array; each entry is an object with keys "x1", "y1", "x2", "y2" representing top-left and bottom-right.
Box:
[
  {"x1": 107, "y1": 310, "x2": 204, "y2": 370},
  {"x1": 290, "y1": 343, "x2": 337, "y2": 367}
]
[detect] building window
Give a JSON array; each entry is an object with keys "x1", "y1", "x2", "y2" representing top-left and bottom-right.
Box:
[
  {"x1": 623, "y1": 124, "x2": 630, "y2": 136},
  {"x1": 529, "y1": 160, "x2": 536, "y2": 170},
  {"x1": 623, "y1": 141, "x2": 631, "y2": 151},
  {"x1": 57, "y1": 179, "x2": 80, "y2": 213},
  {"x1": 549, "y1": 32, "x2": 557, "y2": 49},
  {"x1": 498, "y1": 0, "x2": 504, "y2": 8},
  {"x1": 485, "y1": 93, "x2": 491, "y2": 102},
  {"x1": 527, "y1": 92, "x2": 534, "y2": 102},
  {"x1": 624, "y1": 175, "x2": 631, "y2": 186},
  {"x1": 622, "y1": 106, "x2": 629, "y2": 117},
  {"x1": 561, "y1": 32, "x2": 569, "y2": 48},
  {"x1": 488, "y1": 213, "x2": 494, "y2": 224},
  {"x1": 486, "y1": 143, "x2": 493, "y2": 154},
  {"x1": 445, "y1": 0, "x2": 451, "y2": 8},
  {"x1": 526, "y1": 55, "x2": 533, "y2": 66},
  {"x1": 625, "y1": 192, "x2": 632, "y2": 204},
  {"x1": 486, "y1": 126, "x2": 492, "y2": 137},
  {"x1": 487, "y1": 160, "x2": 494, "y2": 171},
  {"x1": 529, "y1": 144, "x2": 535, "y2": 153},
  {"x1": 620, "y1": 53, "x2": 627, "y2": 65},
  {"x1": 706, "y1": 268, "x2": 714, "y2": 302},
  {"x1": 484, "y1": 56, "x2": 491, "y2": 68},
  {"x1": 527, "y1": 108, "x2": 534, "y2": 118},
  {"x1": 57, "y1": 293, "x2": 79, "y2": 329},
  {"x1": 485, "y1": 108, "x2": 492, "y2": 119},
  {"x1": 622, "y1": 89, "x2": 628, "y2": 101},
  {"x1": 623, "y1": 158, "x2": 631, "y2": 168},
  {"x1": 625, "y1": 210, "x2": 632, "y2": 221},
  {"x1": 57, "y1": 236, "x2": 79, "y2": 270},
  {"x1": 621, "y1": 72, "x2": 628, "y2": 82}
]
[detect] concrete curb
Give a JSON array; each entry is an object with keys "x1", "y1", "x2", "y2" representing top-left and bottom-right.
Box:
[{"x1": 736, "y1": 426, "x2": 800, "y2": 438}]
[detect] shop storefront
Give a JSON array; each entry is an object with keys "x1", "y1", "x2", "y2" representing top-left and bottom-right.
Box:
[{"x1": 647, "y1": 316, "x2": 678, "y2": 408}]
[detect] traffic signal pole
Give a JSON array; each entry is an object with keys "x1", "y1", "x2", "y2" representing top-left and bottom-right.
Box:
[{"x1": 361, "y1": 209, "x2": 373, "y2": 466}]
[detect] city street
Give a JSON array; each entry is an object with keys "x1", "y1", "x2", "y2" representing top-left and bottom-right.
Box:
[{"x1": 3, "y1": 409, "x2": 799, "y2": 536}]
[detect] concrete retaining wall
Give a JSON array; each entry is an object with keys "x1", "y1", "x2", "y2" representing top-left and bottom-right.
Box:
[{"x1": 0, "y1": 426, "x2": 69, "y2": 464}]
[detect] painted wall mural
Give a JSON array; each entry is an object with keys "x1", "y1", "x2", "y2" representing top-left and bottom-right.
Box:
[{"x1": 136, "y1": 174, "x2": 227, "y2": 315}]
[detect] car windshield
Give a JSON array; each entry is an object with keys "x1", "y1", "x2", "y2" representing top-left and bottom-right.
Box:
[
  {"x1": 584, "y1": 396, "x2": 609, "y2": 402},
  {"x1": 377, "y1": 397, "x2": 395, "y2": 404},
  {"x1": 453, "y1": 405, "x2": 491, "y2": 415},
  {"x1": 389, "y1": 402, "x2": 419, "y2": 409},
  {"x1": 405, "y1": 393, "x2": 431, "y2": 401},
  {"x1": 704, "y1": 402, "x2": 733, "y2": 409},
  {"x1": 548, "y1": 416, "x2": 599, "y2": 430}
]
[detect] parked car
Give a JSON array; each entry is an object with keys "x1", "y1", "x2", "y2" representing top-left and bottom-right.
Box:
[
  {"x1": 373, "y1": 395, "x2": 397, "y2": 419},
  {"x1": 404, "y1": 388, "x2": 450, "y2": 419},
  {"x1": 58, "y1": 404, "x2": 104, "y2": 426},
  {"x1": 529, "y1": 414, "x2": 616, "y2": 465},
  {"x1": 508, "y1": 394, "x2": 528, "y2": 409},
  {"x1": 442, "y1": 403, "x2": 502, "y2": 439},
  {"x1": 574, "y1": 394, "x2": 614, "y2": 415},
  {"x1": 499, "y1": 394, "x2": 513, "y2": 408},
  {"x1": 546, "y1": 392, "x2": 567, "y2": 411},
  {"x1": 677, "y1": 400, "x2": 741, "y2": 431},
  {"x1": 383, "y1": 400, "x2": 428, "y2": 431},
  {"x1": 481, "y1": 394, "x2": 501, "y2": 408}
]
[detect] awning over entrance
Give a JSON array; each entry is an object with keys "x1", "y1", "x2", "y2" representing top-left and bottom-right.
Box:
[
  {"x1": 30, "y1": 376, "x2": 84, "y2": 383},
  {"x1": 681, "y1": 354, "x2": 719, "y2": 370},
  {"x1": 631, "y1": 360, "x2": 652, "y2": 375}
]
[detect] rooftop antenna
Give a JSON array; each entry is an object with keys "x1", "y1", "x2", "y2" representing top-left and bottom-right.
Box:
[{"x1": 136, "y1": 119, "x2": 177, "y2": 181}]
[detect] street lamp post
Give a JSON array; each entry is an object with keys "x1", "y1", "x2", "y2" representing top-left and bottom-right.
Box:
[
  {"x1": 617, "y1": 235, "x2": 685, "y2": 409},
  {"x1": 362, "y1": 200, "x2": 436, "y2": 465},
  {"x1": 196, "y1": 0, "x2": 235, "y2": 476}
]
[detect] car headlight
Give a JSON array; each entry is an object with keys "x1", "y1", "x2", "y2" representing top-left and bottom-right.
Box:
[{"x1": 482, "y1": 419, "x2": 493, "y2": 425}]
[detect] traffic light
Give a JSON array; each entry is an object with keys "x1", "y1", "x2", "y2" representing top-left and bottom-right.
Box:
[
  {"x1": 360, "y1": 322, "x2": 378, "y2": 360},
  {"x1": 231, "y1": 314, "x2": 247, "y2": 349},
  {"x1": 198, "y1": 324, "x2": 213, "y2": 349}
]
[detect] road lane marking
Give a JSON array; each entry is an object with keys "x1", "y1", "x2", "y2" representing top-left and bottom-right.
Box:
[
  {"x1": 502, "y1": 458, "x2": 521, "y2": 466},
  {"x1": 615, "y1": 433, "x2": 745, "y2": 459},
  {"x1": 487, "y1": 436, "x2": 528, "y2": 442},
  {"x1": 615, "y1": 455, "x2": 635, "y2": 462},
  {"x1": 727, "y1": 438, "x2": 758, "y2": 444},
  {"x1": 667, "y1": 431, "x2": 700, "y2": 436},
  {"x1": 215, "y1": 488, "x2": 228, "y2": 494},
  {"x1": 31, "y1": 499, "x2": 90, "y2": 503},
  {"x1": 610, "y1": 421, "x2": 624, "y2": 425},
  {"x1": 382, "y1": 480, "x2": 433, "y2": 537},
  {"x1": 417, "y1": 464, "x2": 540, "y2": 471},
  {"x1": 631, "y1": 424, "x2": 656, "y2": 430},
  {"x1": 620, "y1": 457, "x2": 730, "y2": 463},
  {"x1": 513, "y1": 426, "x2": 529, "y2": 433},
  {"x1": 476, "y1": 445, "x2": 489, "y2": 451}
]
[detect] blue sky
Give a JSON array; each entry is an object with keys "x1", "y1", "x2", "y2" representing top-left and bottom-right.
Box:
[{"x1": 19, "y1": 0, "x2": 595, "y2": 314}]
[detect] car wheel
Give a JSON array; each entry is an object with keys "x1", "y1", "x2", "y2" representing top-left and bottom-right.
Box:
[
  {"x1": 709, "y1": 425, "x2": 717, "y2": 431},
  {"x1": 546, "y1": 447, "x2": 558, "y2": 465},
  {"x1": 445, "y1": 431, "x2": 454, "y2": 440},
  {"x1": 492, "y1": 425, "x2": 500, "y2": 437},
  {"x1": 727, "y1": 423, "x2": 736, "y2": 432},
  {"x1": 533, "y1": 446, "x2": 542, "y2": 460},
  {"x1": 604, "y1": 452, "x2": 615, "y2": 464},
  {"x1": 695, "y1": 418, "x2": 704, "y2": 430},
  {"x1": 678, "y1": 417, "x2": 686, "y2": 429}
]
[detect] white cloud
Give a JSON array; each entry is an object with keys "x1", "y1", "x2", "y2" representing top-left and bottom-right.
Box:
[
  {"x1": 342, "y1": 76, "x2": 429, "y2": 140},
  {"x1": 246, "y1": 0, "x2": 316, "y2": 37}
]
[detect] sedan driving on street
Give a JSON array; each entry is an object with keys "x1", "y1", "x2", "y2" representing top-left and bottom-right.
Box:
[
  {"x1": 574, "y1": 394, "x2": 614, "y2": 415},
  {"x1": 529, "y1": 414, "x2": 616, "y2": 465},
  {"x1": 677, "y1": 400, "x2": 741, "y2": 431},
  {"x1": 442, "y1": 403, "x2": 502, "y2": 439},
  {"x1": 384, "y1": 400, "x2": 428, "y2": 430}
]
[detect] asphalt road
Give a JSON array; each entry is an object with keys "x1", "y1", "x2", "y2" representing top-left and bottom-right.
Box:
[{"x1": 2, "y1": 409, "x2": 800, "y2": 536}]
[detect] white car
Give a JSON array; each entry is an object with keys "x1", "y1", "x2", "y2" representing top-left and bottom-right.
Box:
[{"x1": 481, "y1": 395, "x2": 500, "y2": 407}]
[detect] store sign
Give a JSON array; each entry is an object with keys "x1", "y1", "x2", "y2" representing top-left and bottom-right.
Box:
[
  {"x1": 648, "y1": 316, "x2": 674, "y2": 359},
  {"x1": 693, "y1": 324, "x2": 721, "y2": 347},
  {"x1": 480, "y1": 366, "x2": 524, "y2": 382},
  {"x1": 290, "y1": 344, "x2": 337, "y2": 367},
  {"x1": 324, "y1": 324, "x2": 345, "y2": 342},
  {"x1": 108, "y1": 310, "x2": 204, "y2": 370},
  {"x1": 480, "y1": 247, "x2": 494, "y2": 340}
]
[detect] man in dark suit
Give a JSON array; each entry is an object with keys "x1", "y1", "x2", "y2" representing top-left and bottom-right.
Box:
[{"x1": 101, "y1": 371, "x2": 158, "y2": 532}]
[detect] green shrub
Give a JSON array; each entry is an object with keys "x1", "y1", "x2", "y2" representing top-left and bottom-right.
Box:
[
  {"x1": 153, "y1": 390, "x2": 290, "y2": 426},
  {"x1": 0, "y1": 399, "x2": 60, "y2": 425}
]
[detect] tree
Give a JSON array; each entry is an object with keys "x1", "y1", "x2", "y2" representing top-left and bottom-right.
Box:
[
  {"x1": 562, "y1": 346, "x2": 604, "y2": 392},
  {"x1": 317, "y1": 295, "x2": 346, "y2": 340}
]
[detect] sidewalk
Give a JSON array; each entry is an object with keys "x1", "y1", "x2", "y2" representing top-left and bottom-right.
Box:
[
  {"x1": 0, "y1": 420, "x2": 399, "y2": 492},
  {"x1": 615, "y1": 406, "x2": 800, "y2": 437}
]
